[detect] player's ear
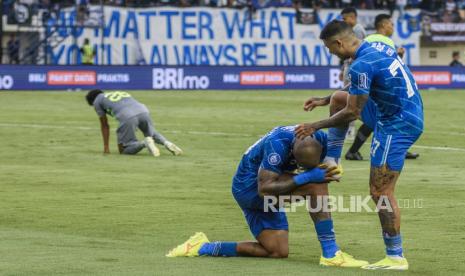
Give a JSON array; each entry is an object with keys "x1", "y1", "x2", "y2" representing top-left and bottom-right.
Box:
[{"x1": 335, "y1": 39, "x2": 344, "y2": 49}]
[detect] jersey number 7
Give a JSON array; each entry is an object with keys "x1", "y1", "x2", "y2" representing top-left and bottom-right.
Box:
[{"x1": 388, "y1": 57, "x2": 416, "y2": 98}]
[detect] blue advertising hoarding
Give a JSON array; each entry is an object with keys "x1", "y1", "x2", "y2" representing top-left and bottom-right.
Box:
[{"x1": 0, "y1": 65, "x2": 463, "y2": 90}]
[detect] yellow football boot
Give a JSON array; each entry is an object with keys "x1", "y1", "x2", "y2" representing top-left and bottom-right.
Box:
[
  {"x1": 361, "y1": 256, "x2": 409, "y2": 270},
  {"x1": 320, "y1": 251, "x2": 369, "y2": 267},
  {"x1": 166, "y1": 232, "x2": 209, "y2": 257}
]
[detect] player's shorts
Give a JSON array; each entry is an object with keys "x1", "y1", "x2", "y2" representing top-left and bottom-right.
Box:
[
  {"x1": 370, "y1": 130, "x2": 421, "y2": 171},
  {"x1": 117, "y1": 112, "x2": 157, "y2": 146},
  {"x1": 360, "y1": 98, "x2": 377, "y2": 130},
  {"x1": 232, "y1": 184, "x2": 288, "y2": 238}
]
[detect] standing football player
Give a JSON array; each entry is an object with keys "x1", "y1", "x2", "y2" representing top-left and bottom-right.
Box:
[
  {"x1": 345, "y1": 13, "x2": 419, "y2": 161},
  {"x1": 296, "y1": 20, "x2": 423, "y2": 270}
]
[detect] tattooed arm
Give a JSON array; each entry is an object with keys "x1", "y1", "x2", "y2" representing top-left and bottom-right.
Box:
[
  {"x1": 295, "y1": 94, "x2": 368, "y2": 138},
  {"x1": 257, "y1": 169, "x2": 297, "y2": 197},
  {"x1": 313, "y1": 93, "x2": 368, "y2": 129}
]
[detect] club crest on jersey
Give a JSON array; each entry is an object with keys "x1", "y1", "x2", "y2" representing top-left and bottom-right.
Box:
[
  {"x1": 358, "y1": 73, "x2": 368, "y2": 89},
  {"x1": 268, "y1": 153, "x2": 281, "y2": 166}
]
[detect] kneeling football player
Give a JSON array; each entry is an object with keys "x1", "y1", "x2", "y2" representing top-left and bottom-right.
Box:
[
  {"x1": 85, "y1": 89, "x2": 182, "y2": 156},
  {"x1": 166, "y1": 126, "x2": 368, "y2": 267}
]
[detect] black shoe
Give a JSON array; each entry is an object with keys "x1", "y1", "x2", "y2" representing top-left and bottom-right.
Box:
[
  {"x1": 345, "y1": 151, "x2": 363, "y2": 161},
  {"x1": 405, "y1": 151, "x2": 419, "y2": 159}
]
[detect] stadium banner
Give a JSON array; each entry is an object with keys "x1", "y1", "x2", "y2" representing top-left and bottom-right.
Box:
[
  {"x1": 1, "y1": 65, "x2": 464, "y2": 90},
  {"x1": 47, "y1": 7, "x2": 421, "y2": 66}
]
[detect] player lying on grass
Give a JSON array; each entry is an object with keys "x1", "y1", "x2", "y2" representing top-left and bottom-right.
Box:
[
  {"x1": 167, "y1": 125, "x2": 368, "y2": 268},
  {"x1": 85, "y1": 89, "x2": 182, "y2": 156},
  {"x1": 296, "y1": 20, "x2": 424, "y2": 270}
]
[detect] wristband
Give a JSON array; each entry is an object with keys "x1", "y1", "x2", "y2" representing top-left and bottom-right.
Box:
[{"x1": 293, "y1": 167, "x2": 326, "y2": 186}]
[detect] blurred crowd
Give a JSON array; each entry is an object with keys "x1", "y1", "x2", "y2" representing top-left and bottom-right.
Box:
[
  {"x1": 2, "y1": 0, "x2": 465, "y2": 23},
  {"x1": 0, "y1": 0, "x2": 463, "y2": 10}
]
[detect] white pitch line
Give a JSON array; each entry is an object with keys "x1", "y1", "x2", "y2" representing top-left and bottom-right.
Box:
[
  {"x1": 0, "y1": 123, "x2": 95, "y2": 131},
  {"x1": 411, "y1": 145, "x2": 465, "y2": 152},
  {"x1": 1, "y1": 122, "x2": 465, "y2": 152},
  {"x1": 0, "y1": 123, "x2": 254, "y2": 137}
]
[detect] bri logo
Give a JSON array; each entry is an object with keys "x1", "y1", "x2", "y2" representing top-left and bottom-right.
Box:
[
  {"x1": 0, "y1": 75, "x2": 14, "y2": 89},
  {"x1": 152, "y1": 68, "x2": 210, "y2": 90}
]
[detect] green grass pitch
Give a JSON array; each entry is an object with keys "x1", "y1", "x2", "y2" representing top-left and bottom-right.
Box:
[{"x1": 0, "y1": 90, "x2": 464, "y2": 275}]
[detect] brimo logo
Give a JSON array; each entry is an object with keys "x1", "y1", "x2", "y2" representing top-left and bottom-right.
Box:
[
  {"x1": 264, "y1": 195, "x2": 424, "y2": 213},
  {"x1": 0, "y1": 75, "x2": 14, "y2": 89},
  {"x1": 152, "y1": 68, "x2": 209, "y2": 89}
]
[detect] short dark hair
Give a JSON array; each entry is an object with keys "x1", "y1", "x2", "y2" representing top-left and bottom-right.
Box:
[
  {"x1": 319, "y1": 20, "x2": 353, "y2": 40},
  {"x1": 86, "y1": 89, "x2": 103, "y2": 105},
  {"x1": 375, "y1": 14, "x2": 391, "y2": 30},
  {"x1": 453, "y1": 51, "x2": 460, "y2": 57},
  {"x1": 341, "y1": 7, "x2": 357, "y2": 16}
]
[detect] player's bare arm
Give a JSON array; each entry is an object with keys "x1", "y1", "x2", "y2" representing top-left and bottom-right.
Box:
[
  {"x1": 257, "y1": 169, "x2": 297, "y2": 197},
  {"x1": 303, "y1": 95, "x2": 331, "y2": 111},
  {"x1": 296, "y1": 94, "x2": 368, "y2": 139},
  {"x1": 99, "y1": 115, "x2": 110, "y2": 154}
]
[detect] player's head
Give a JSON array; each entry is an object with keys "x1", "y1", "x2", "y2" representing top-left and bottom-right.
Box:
[
  {"x1": 293, "y1": 136, "x2": 322, "y2": 170},
  {"x1": 452, "y1": 51, "x2": 460, "y2": 60},
  {"x1": 375, "y1": 14, "x2": 394, "y2": 36},
  {"x1": 320, "y1": 20, "x2": 357, "y2": 59},
  {"x1": 341, "y1": 7, "x2": 357, "y2": 27},
  {"x1": 86, "y1": 89, "x2": 103, "y2": 106}
]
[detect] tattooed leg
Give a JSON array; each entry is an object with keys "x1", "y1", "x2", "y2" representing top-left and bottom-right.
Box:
[{"x1": 369, "y1": 165, "x2": 401, "y2": 236}]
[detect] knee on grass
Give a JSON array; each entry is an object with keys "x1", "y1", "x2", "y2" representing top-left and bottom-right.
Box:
[{"x1": 268, "y1": 248, "x2": 289, "y2": 258}]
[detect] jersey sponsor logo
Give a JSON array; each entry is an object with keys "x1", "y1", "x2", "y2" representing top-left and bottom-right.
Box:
[
  {"x1": 0, "y1": 75, "x2": 14, "y2": 89},
  {"x1": 47, "y1": 71, "x2": 96, "y2": 85},
  {"x1": 358, "y1": 73, "x2": 368, "y2": 89},
  {"x1": 268, "y1": 153, "x2": 281, "y2": 166},
  {"x1": 240, "y1": 71, "x2": 285, "y2": 85},
  {"x1": 412, "y1": 71, "x2": 451, "y2": 85}
]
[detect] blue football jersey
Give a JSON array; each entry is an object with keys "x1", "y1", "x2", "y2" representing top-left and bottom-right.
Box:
[
  {"x1": 232, "y1": 126, "x2": 327, "y2": 194},
  {"x1": 349, "y1": 41, "x2": 424, "y2": 135}
]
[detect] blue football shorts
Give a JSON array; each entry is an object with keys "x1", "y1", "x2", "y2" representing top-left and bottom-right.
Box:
[
  {"x1": 370, "y1": 130, "x2": 421, "y2": 171},
  {"x1": 232, "y1": 183, "x2": 288, "y2": 238}
]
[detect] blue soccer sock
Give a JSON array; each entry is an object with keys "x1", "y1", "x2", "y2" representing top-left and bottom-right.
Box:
[
  {"x1": 383, "y1": 232, "x2": 403, "y2": 257},
  {"x1": 198, "y1": 242, "x2": 238, "y2": 257},
  {"x1": 326, "y1": 126, "x2": 348, "y2": 160},
  {"x1": 315, "y1": 219, "x2": 340, "y2": 258}
]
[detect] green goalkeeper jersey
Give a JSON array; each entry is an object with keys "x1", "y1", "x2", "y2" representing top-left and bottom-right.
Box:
[{"x1": 364, "y1": 34, "x2": 396, "y2": 49}]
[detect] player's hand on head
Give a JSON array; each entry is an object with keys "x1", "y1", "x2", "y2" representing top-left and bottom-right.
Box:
[{"x1": 295, "y1": 123, "x2": 316, "y2": 139}]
